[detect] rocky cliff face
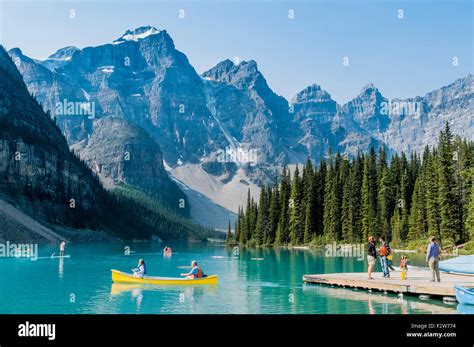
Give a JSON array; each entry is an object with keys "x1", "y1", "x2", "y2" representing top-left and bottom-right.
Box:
[
  {"x1": 0, "y1": 45, "x2": 99, "y2": 226},
  {"x1": 290, "y1": 83, "x2": 387, "y2": 159},
  {"x1": 339, "y1": 75, "x2": 473, "y2": 155},
  {"x1": 0, "y1": 45, "x2": 215, "y2": 239},
  {"x1": 76, "y1": 116, "x2": 188, "y2": 214}
]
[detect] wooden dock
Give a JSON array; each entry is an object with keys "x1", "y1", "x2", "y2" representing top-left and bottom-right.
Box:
[{"x1": 303, "y1": 268, "x2": 474, "y2": 299}]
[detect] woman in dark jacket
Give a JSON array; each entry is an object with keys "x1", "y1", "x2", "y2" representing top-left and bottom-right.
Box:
[{"x1": 367, "y1": 236, "x2": 377, "y2": 279}]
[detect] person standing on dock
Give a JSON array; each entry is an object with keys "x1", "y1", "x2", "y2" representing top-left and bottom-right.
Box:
[
  {"x1": 426, "y1": 236, "x2": 441, "y2": 282},
  {"x1": 383, "y1": 238, "x2": 395, "y2": 271},
  {"x1": 379, "y1": 237, "x2": 390, "y2": 278},
  {"x1": 367, "y1": 236, "x2": 377, "y2": 280}
]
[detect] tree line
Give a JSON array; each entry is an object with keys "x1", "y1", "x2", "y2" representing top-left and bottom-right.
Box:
[{"x1": 227, "y1": 123, "x2": 474, "y2": 248}]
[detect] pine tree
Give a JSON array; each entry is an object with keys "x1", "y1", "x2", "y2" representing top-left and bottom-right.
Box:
[
  {"x1": 253, "y1": 186, "x2": 266, "y2": 246},
  {"x1": 399, "y1": 168, "x2": 410, "y2": 242},
  {"x1": 225, "y1": 220, "x2": 233, "y2": 245},
  {"x1": 351, "y1": 153, "x2": 364, "y2": 242},
  {"x1": 453, "y1": 136, "x2": 471, "y2": 242},
  {"x1": 391, "y1": 189, "x2": 403, "y2": 245},
  {"x1": 408, "y1": 176, "x2": 427, "y2": 241},
  {"x1": 438, "y1": 122, "x2": 461, "y2": 244},
  {"x1": 289, "y1": 166, "x2": 303, "y2": 245},
  {"x1": 276, "y1": 167, "x2": 291, "y2": 245},
  {"x1": 314, "y1": 160, "x2": 327, "y2": 236},
  {"x1": 425, "y1": 148, "x2": 442, "y2": 240},
  {"x1": 267, "y1": 179, "x2": 280, "y2": 246},
  {"x1": 467, "y1": 169, "x2": 474, "y2": 240},
  {"x1": 377, "y1": 165, "x2": 394, "y2": 239},
  {"x1": 303, "y1": 159, "x2": 316, "y2": 243},
  {"x1": 361, "y1": 154, "x2": 377, "y2": 241},
  {"x1": 234, "y1": 218, "x2": 239, "y2": 244},
  {"x1": 341, "y1": 169, "x2": 354, "y2": 242},
  {"x1": 323, "y1": 156, "x2": 340, "y2": 242}
]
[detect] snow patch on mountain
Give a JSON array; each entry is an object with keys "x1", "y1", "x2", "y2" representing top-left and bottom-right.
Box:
[{"x1": 113, "y1": 26, "x2": 161, "y2": 44}]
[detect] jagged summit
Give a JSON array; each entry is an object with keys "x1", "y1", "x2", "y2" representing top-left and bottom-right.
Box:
[
  {"x1": 202, "y1": 59, "x2": 262, "y2": 86},
  {"x1": 113, "y1": 26, "x2": 162, "y2": 44},
  {"x1": 292, "y1": 84, "x2": 334, "y2": 103},
  {"x1": 47, "y1": 46, "x2": 79, "y2": 61},
  {"x1": 359, "y1": 83, "x2": 381, "y2": 96},
  {"x1": 7, "y1": 47, "x2": 23, "y2": 56}
]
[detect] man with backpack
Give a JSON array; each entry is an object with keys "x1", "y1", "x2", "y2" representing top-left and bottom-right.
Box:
[
  {"x1": 382, "y1": 237, "x2": 396, "y2": 271},
  {"x1": 379, "y1": 237, "x2": 390, "y2": 278}
]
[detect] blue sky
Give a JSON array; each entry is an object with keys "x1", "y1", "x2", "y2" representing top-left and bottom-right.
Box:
[{"x1": 0, "y1": 0, "x2": 472, "y2": 103}]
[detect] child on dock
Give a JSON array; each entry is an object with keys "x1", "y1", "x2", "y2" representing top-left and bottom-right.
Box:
[{"x1": 400, "y1": 256, "x2": 409, "y2": 280}]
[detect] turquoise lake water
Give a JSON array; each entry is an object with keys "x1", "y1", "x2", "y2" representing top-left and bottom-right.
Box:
[{"x1": 0, "y1": 242, "x2": 466, "y2": 314}]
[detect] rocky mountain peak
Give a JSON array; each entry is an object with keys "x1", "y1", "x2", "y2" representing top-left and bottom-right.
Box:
[
  {"x1": 47, "y1": 46, "x2": 79, "y2": 61},
  {"x1": 0, "y1": 46, "x2": 26, "y2": 85},
  {"x1": 7, "y1": 47, "x2": 23, "y2": 57},
  {"x1": 201, "y1": 59, "x2": 235, "y2": 81},
  {"x1": 202, "y1": 59, "x2": 261, "y2": 85},
  {"x1": 113, "y1": 26, "x2": 162, "y2": 44},
  {"x1": 292, "y1": 84, "x2": 334, "y2": 104},
  {"x1": 359, "y1": 83, "x2": 381, "y2": 97}
]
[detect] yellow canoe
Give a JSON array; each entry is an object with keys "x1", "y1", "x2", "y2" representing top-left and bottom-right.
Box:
[{"x1": 111, "y1": 269, "x2": 218, "y2": 285}]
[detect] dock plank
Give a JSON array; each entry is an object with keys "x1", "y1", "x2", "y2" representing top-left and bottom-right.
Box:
[{"x1": 303, "y1": 269, "x2": 474, "y2": 298}]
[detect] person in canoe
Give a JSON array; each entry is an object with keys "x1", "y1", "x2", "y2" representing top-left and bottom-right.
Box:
[
  {"x1": 132, "y1": 259, "x2": 147, "y2": 278},
  {"x1": 180, "y1": 260, "x2": 206, "y2": 279}
]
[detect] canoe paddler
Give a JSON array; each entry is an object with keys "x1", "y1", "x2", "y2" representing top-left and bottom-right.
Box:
[
  {"x1": 132, "y1": 259, "x2": 147, "y2": 278},
  {"x1": 180, "y1": 260, "x2": 205, "y2": 279}
]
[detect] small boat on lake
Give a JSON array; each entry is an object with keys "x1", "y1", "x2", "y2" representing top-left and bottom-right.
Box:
[
  {"x1": 111, "y1": 269, "x2": 218, "y2": 285},
  {"x1": 439, "y1": 255, "x2": 474, "y2": 275},
  {"x1": 454, "y1": 286, "x2": 474, "y2": 305}
]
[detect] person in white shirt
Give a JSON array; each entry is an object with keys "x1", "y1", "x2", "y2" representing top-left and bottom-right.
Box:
[
  {"x1": 132, "y1": 259, "x2": 147, "y2": 278},
  {"x1": 59, "y1": 241, "x2": 66, "y2": 257}
]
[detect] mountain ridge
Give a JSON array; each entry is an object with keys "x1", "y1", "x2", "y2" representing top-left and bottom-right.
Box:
[{"x1": 6, "y1": 26, "x2": 473, "y2": 214}]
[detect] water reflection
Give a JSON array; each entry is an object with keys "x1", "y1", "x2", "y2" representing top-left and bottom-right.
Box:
[
  {"x1": 457, "y1": 303, "x2": 474, "y2": 314},
  {"x1": 303, "y1": 284, "x2": 456, "y2": 314},
  {"x1": 110, "y1": 283, "x2": 217, "y2": 312},
  {"x1": 58, "y1": 257, "x2": 64, "y2": 278}
]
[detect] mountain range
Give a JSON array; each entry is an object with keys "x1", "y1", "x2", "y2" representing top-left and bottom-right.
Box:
[{"x1": 7, "y1": 26, "x2": 473, "y2": 223}]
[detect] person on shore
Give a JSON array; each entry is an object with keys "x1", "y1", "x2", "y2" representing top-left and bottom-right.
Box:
[
  {"x1": 132, "y1": 259, "x2": 147, "y2": 278},
  {"x1": 426, "y1": 236, "x2": 441, "y2": 282},
  {"x1": 379, "y1": 237, "x2": 390, "y2": 278},
  {"x1": 59, "y1": 241, "x2": 66, "y2": 257},
  {"x1": 180, "y1": 260, "x2": 205, "y2": 279},
  {"x1": 367, "y1": 236, "x2": 377, "y2": 280},
  {"x1": 400, "y1": 256, "x2": 409, "y2": 280}
]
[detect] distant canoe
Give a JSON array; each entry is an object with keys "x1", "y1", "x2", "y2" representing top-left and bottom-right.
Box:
[
  {"x1": 111, "y1": 269, "x2": 218, "y2": 285},
  {"x1": 439, "y1": 255, "x2": 474, "y2": 275},
  {"x1": 454, "y1": 286, "x2": 474, "y2": 305}
]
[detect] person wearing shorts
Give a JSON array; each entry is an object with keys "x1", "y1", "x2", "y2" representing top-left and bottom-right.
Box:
[{"x1": 367, "y1": 236, "x2": 377, "y2": 279}]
